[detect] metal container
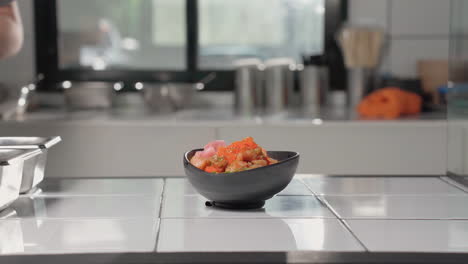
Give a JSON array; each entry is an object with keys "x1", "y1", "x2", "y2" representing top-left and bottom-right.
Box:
[
  {"x1": 300, "y1": 66, "x2": 330, "y2": 109},
  {"x1": 10, "y1": 195, "x2": 47, "y2": 218},
  {"x1": 0, "y1": 149, "x2": 42, "y2": 211},
  {"x1": 141, "y1": 73, "x2": 216, "y2": 112},
  {"x1": 63, "y1": 81, "x2": 115, "y2": 110},
  {"x1": 0, "y1": 137, "x2": 61, "y2": 194},
  {"x1": 142, "y1": 83, "x2": 198, "y2": 112},
  {"x1": 348, "y1": 68, "x2": 373, "y2": 107},
  {"x1": 300, "y1": 66, "x2": 321, "y2": 111},
  {"x1": 234, "y1": 58, "x2": 264, "y2": 115},
  {"x1": 300, "y1": 55, "x2": 329, "y2": 111},
  {"x1": 264, "y1": 58, "x2": 297, "y2": 113}
]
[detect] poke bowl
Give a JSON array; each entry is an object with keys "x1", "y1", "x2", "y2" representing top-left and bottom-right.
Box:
[{"x1": 183, "y1": 137, "x2": 299, "y2": 209}]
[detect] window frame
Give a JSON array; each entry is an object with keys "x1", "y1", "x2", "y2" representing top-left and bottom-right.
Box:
[{"x1": 34, "y1": 0, "x2": 347, "y2": 91}]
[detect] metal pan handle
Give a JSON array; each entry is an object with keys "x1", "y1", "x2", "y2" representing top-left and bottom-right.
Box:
[{"x1": 194, "y1": 72, "x2": 217, "y2": 91}]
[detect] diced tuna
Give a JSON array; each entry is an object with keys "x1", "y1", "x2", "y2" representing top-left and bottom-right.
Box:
[
  {"x1": 190, "y1": 140, "x2": 227, "y2": 169},
  {"x1": 197, "y1": 140, "x2": 227, "y2": 158},
  {"x1": 190, "y1": 151, "x2": 209, "y2": 170},
  {"x1": 204, "y1": 140, "x2": 226, "y2": 151}
]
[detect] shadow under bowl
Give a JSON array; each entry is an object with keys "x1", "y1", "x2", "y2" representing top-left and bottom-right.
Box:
[{"x1": 183, "y1": 149, "x2": 300, "y2": 209}]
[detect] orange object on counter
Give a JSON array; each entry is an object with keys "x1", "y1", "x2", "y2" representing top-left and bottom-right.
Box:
[{"x1": 357, "y1": 87, "x2": 422, "y2": 119}]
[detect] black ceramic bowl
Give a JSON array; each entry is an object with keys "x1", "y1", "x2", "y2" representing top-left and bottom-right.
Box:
[{"x1": 183, "y1": 149, "x2": 300, "y2": 209}]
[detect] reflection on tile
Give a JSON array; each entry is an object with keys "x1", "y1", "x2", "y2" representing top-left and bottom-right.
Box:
[
  {"x1": 348, "y1": 220, "x2": 468, "y2": 252},
  {"x1": 303, "y1": 177, "x2": 465, "y2": 195},
  {"x1": 0, "y1": 219, "x2": 24, "y2": 254},
  {"x1": 32, "y1": 178, "x2": 164, "y2": 196},
  {"x1": 0, "y1": 218, "x2": 158, "y2": 254},
  {"x1": 165, "y1": 178, "x2": 313, "y2": 196},
  {"x1": 10, "y1": 195, "x2": 161, "y2": 219},
  {"x1": 323, "y1": 195, "x2": 468, "y2": 219},
  {"x1": 278, "y1": 179, "x2": 314, "y2": 196},
  {"x1": 162, "y1": 195, "x2": 334, "y2": 218},
  {"x1": 440, "y1": 177, "x2": 468, "y2": 194},
  {"x1": 157, "y1": 218, "x2": 363, "y2": 252},
  {"x1": 164, "y1": 178, "x2": 198, "y2": 196},
  {"x1": 0, "y1": 208, "x2": 17, "y2": 219}
]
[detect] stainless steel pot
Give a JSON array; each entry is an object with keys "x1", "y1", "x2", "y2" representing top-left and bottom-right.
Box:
[
  {"x1": 142, "y1": 83, "x2": 198, "y2": 112},
  {"x1": 141, "y1": 73, "x2": 216, "y2": 112},
  {"x1": 264, "y1": 58, "x2": 297, "y2": 113},
  {"x1": 63, "y1": 81, "x2": 115, "y2": 110},
  {"x1": 234, "y1": 58, "x2": 264, "y2": 115}
]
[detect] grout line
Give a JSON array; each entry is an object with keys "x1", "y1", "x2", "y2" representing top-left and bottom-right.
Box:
[
  {"x1": 175, "y1": 193, "x2": 327, "y2": 199},
  {"x1": 440, "y1": 177, "x2": 468, "y2": 194},
  {"x1": 389, "y1": 35, "x2": 452, "y2": 41},
  {"x1": 312, "y1": 175, "x2": 442, "y2": 178},
  {"x1": 297, "y1": 178, "x2": 318, "y2": 196},
  {"x1": 43, "y1": 176, "x2": 180, "y2": 180},
  {"x1": 304, "y1": 193, "x2": 468, "y2": 197},
  {"x1": 313, "y1": 195, "x2": 342, "y2": 222},
  {"x1": 299, "y1": 178, "x2": 370, "y2": 250},
  {"x1": 153, "y1": 178, "x2": 167, "y2": 252},
  {"x1": 276, "y1": 194, "x2": 314, "y2": 196},
  {"x1": 2, "y1": 216, "x2": 163, "y2": 221},
  {"x1": 24, "y1": 194, "x2": 167, "y2": 198},
  {"x1": 160, "y1": 216, "x2": 338, "y2": 220},
  {"x1": 314, "y1": 194, "x2": 370, "y2": 251},
  {"x1": 5, "y1": 216, "x2": 468, "y2": 221},
  {"x1": 335, "y1": 217, "x2": 468, "y2": 221},
  {"x1": 319, "y1": 197, "x2": 370, "y2": 251}
]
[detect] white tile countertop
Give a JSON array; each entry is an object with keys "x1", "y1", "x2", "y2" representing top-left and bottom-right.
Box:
[{"x1": 2, "y1": 175, "x2": 468, "y2": 264}]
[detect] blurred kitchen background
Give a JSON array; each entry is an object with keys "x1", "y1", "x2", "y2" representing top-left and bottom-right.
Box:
[{"x1": 0, "y1": 0, "x2": 465, "y2": 181}]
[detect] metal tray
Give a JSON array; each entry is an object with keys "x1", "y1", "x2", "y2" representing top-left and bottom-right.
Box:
[
  {"x1": 0, "y1": 149, "x2": 42, "y2": 211},
  {"x1": 0, "y1": 136, "x2": 61, "y2": 150},
  {"x1": 0, "y1": 137, "x2": 61, "y2": 193}
]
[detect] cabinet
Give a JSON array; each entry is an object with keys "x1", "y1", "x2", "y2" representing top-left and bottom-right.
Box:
[{"x1": 0, "y1": 120, "x2": 446, "y2": 177}]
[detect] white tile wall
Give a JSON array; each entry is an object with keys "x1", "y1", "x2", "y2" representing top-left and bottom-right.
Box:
[
  {"x1": 388, "y1": 38, "x2": 450, "y2": 78},
  {"x1": 349, "y1": 0, "x2": 388, "y2": 30},
  {"x1": 390, "y1": 0, "x2": 451, "y2": 36},
  {"x1": 349, "y1": 0, "x2": 451, "y2": 78}
]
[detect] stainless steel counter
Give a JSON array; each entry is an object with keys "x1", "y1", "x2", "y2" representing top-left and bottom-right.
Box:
[
  {"x1": 0, "y1": 93, "x2": 448, "y2": 178},
  {"x1": 22, "y1": 91, "x2": 446, "y2": 124},
  {"x1": 2, "y1": 175, "x2": 468, "y2": 263},
  {"x1": 8, "y1": 106, "x2": 446, "y2": 125}
]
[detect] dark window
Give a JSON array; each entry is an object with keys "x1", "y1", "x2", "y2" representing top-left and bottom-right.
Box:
[
  {"x1": 198, "y1": 0, "x2": 325, "y2": 69},
  {"x1": 35, "y1": 0, "x2": 347, "y2": 91},
  {"x1": 57, "y1": 0, "x2": 186, "y2": 71}
]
